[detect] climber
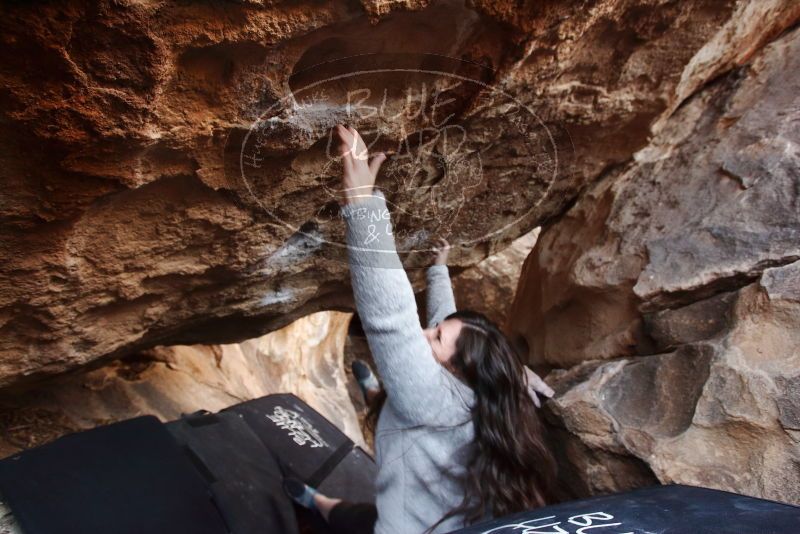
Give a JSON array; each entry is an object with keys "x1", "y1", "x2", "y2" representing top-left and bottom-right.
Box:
[{"x1": 283, "y1": 124, "x2": 557, "y2": 534}]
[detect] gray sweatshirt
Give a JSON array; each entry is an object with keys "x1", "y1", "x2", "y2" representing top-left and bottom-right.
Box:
[{"x1": 341, "y1": 191, "x2": 477, "y2": 534}]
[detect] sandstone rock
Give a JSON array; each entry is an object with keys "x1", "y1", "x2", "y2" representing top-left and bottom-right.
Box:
[
  {"x1": 451, "y1": 228, "x2": 540, "y2": 327},
  {"x1": 0, "y1": 311, "x2": 365, "y2": 457},
  {"x1": 1, "y1": 0, "x2": 799, "y2": 512},
  {"x1": 514, "y1": 25, "x2": 800, "y2": 504},
  {"x1": 510, "y1": 22, "x2": 800, "y2": 368},
  {"x1": 0, "y1": 222, "x2": 540, "y2": 461},
  {"x1": 0, "y1": 0, "x2": 785, "y2": 387},
  {"x1": 546, "y1": 261, "x2": 800, "y2": 503},
  {"x1": 643, "y1": 290, "x2": 737, "y2": 353}
]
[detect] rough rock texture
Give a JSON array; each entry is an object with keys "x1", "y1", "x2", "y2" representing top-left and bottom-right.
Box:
[
  {"x1": 510, "y1": 23, "x2": 800, "y2": 503},
  {"x1": 0, "y1": 500, "x2": 20, "y2": 534},
  {"x1": 452, "y1": 228, "x2": 539, "y2": 327},
  {"x1": 3, "y1": 0, "x2": 794, "y2": 387},
  {"x1": 0, "y1": 310, "x2": 365, "y2": 458},
  {"x1": 2, "y1": 0, "x2": 800, "y2": 510}
]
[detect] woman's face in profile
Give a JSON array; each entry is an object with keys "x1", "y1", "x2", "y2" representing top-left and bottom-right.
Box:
[{"x1": 423, "y1": 318, "x2": 462, "y2": 365}]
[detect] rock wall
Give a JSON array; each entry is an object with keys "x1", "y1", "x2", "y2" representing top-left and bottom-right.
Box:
[
  {"x1": 0, "y1": 311, "x2": 365, "y2": 458},
  {"x1": 0, "y1": 219, "x2": 536, "y2": 459},
  {"x1": 509, "y1": 22, "x2": 800, "y2": 502},
  {"x1": 2, "y1": 0, "x2": 789, "y2": 388},
  {"x1": 1, "y1": 0, "x2": 799, "y2": 508},
  {"x1": 451, "y1": 228, "x2": 540, "y2": 327}
]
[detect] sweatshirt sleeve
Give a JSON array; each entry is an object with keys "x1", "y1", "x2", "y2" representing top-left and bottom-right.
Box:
[
  {"x1": 425, "y1": 264, "x2": 457, "y2": 328},
  {"x1": 340, "y1": 191, "x2": 470, "y2": 425}
]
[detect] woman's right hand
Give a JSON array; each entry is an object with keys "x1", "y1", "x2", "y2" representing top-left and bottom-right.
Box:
[
  {"x1": 431, "y1": 237, "x2": 451, "y2": 266},
  {"x1": 334, "y1": 124, "x2": 386, "y2": 205}
]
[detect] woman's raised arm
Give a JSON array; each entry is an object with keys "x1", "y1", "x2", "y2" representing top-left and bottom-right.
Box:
[
  {"x1": 336, "y1": 125, "x2": 468, "y2": 425},
  {"x1": 426, "y1": 238, "x2": 457, "y2": 328}
]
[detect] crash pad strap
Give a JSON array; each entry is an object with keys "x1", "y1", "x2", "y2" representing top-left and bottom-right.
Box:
[{"x1": 307, "y1": 440, "x2": 353, "y2": 488}]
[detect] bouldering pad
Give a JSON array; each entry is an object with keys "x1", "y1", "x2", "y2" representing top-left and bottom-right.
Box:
[
  {"x1": 166, "y1": 410, "x2": 299, "y2": 534},
  {"x1": 450, "y1": 484, "x2": 800, "y2": 534},
  {"x1": 0, "y1": 416, "x2": 228, "y2": 534},
  {"x1": 223, "y1": 393, "x2": 376, "y2": 503}
]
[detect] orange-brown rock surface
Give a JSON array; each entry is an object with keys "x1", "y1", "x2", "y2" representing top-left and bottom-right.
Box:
[
  {"x1": 1, "y1": 0, "x2": 799, "y2": 510},
  {"x1": 4, "y1": 0, "x2": 795, "y2": 387},
  {"x1": 509, "y1": 17, "x2": 800, "y2": 503},
  {"x1": 0, "y1": 311, "x2": 364, "y2": 458}
]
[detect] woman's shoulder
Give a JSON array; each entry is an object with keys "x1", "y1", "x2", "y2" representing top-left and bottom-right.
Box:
[{"x1": 443, "y1": 368, "x2": 476, "y2": 411}]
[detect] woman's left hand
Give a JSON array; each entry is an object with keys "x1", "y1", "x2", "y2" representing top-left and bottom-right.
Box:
[{"x1": 524, "y1": 366, "x2": 554, "y2": 408}]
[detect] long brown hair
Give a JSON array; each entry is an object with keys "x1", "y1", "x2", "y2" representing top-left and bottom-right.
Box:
[{"x1": 365, "y1": 309, "x2": 557, "y2": 527}]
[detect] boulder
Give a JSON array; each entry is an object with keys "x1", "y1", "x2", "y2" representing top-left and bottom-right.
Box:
[
  {"x1": 2, "y1": 0, "x2": 790, "y2": 386},
  {"x1": 0, "y1": 311, "x2": 365, "y2": 457},
  {"x1": 511, "y1": 25, "x2": 800, "y2": 503},
  {"x1": 546, "y1": 261, "x2": 800, "y2": 502}
]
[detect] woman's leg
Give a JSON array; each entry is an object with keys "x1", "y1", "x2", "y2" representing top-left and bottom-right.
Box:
[
  {"x1": 284, "y1": 478, "x2": 376, "y2": 534},
  {"x1": 325, "y1": 499, "x2": 378, "y2": 534},
  {"x1": 312, "y1": 492, "x2": 342, "y2": 522},
  {"x1": 352, "y1": 359, "x2": 381, "y2": 404}
]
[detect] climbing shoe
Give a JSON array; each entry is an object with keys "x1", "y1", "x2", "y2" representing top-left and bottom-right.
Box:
[
  {"x1": 283, "y1": 477, "x2": 318, "y2": 511},
  {"x1": 351, "y1": 359, "x2": 380, "y2": 400}
]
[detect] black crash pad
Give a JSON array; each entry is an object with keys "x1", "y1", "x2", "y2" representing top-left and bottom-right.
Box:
[
  {"x1": 166, "y1": 410, "x2": 299, "y2": 534},
  {"x1": 450, "y1": 484, "x2": 800, "y2": 534},
  {"x1": 224, "y1": 393, "x2": 377, "y2": 504},
  {"x1": 0, "y1": 415, "x2": 228, "y2": 534}
]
